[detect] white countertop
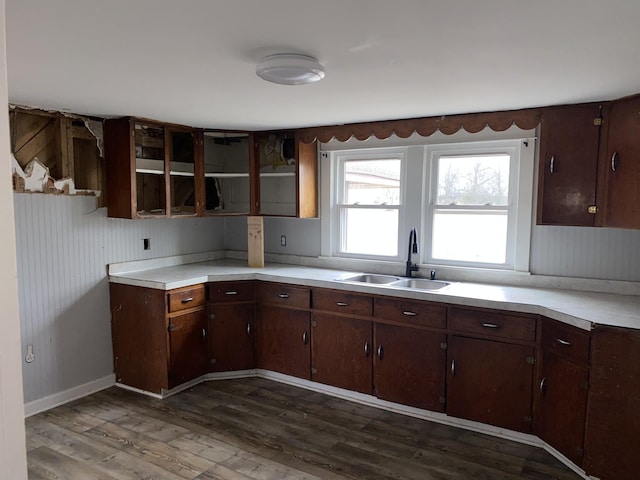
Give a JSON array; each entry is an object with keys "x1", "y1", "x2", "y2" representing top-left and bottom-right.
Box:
[{"x1": 108, "y1": 258, "x2": 640, "y2": 331}]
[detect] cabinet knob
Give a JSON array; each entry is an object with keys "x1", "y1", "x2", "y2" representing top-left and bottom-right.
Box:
[
  {"x1": 540, "y1": 376, "x2": 547, "y2": 395},
  {"x1": 402, "y1": 311, "x2": 417, "y2": 317},
  {"x1": 278, "y1": 293, "x2": 290, "y2": 299},
  {"x1": 364, "y1": 341, "x2": 370, "y2": 357},
  {"x1": 377, "y1": 345, "x2": 384, "y2": 360},
  {"x1": 451, "y1": 359, "x2": 456, "y2": 377},
  {"x1": 554, "y1": 337, "x2": 572, "y2": 346},
  {"x1": 549, "y1": 155, "x2": 555, "y2": 173},
  {"x1": 336, "y1": 302, "x2": 349, "y2": 307},
  {"x1": 246, "y1": 323, "x2": 252, "y2": 336},
  {"x1": 302, "y1": 331, "x2": 309, "y2": 345},
  {"x1": 201, "y1": 328, "x2": 206, "y2": 342},
  {"x1": 481, "y1": 322, "x2": 500, "y2": 329},
  {"x1": 611, "y1": 151, "x2": 618, "y2": 172}
]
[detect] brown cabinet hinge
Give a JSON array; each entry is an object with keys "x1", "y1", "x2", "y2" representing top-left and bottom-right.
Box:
[
  {"x1": 526, "y1": 356, "x2": 536, "y2": 365},
  {"x1": 593, "y1": 117, "x2": 603, "y2": 126},
  {"x1": 311, "y1": 320, "x2": 317, "y2": 327},
  {"x1": 168, "y1": 324, "x2": 176, "y2": 332},
  {"x1": 588, "y1": 205, "x2": 597, "y2": 214},
  {"x1": 439, "y1": 396, "x2": 446, "y2": 404},
  {"x1": 311, "y1": 367, "x2": 317, "y2": 375},
  {"x1": 524, "y1": 416, "x2": 533, "y2": 423},
  {"x1": 440, "y1": 342, "x2": 448, "y2": 350}
]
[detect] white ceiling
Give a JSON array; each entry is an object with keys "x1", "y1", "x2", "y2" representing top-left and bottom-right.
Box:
[{"x1": 6, "y1": 0, "x2": 640, "y2": 130}]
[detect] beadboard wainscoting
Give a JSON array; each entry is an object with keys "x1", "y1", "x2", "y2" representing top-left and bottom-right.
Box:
[{"x1": 14, "y1": 193, "x2": 225, "y2": 410}]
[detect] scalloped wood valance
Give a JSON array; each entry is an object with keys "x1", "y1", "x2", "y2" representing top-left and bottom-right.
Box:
[{"x1": 298, "y1": 108, "x2": 542, "y2": 144}]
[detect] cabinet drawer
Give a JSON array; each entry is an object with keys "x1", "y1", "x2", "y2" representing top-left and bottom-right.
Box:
[
  {"x1": 374, "y1": 297, "x2": 445, "y2": 329},
  {"x1": 208, "y1": 281, "x2": 254, "y2": 303},
  {"x1": 449, "y1": 307, "x2": 536, "y2": 342},
  {"x1": 312, "y1": 289, "x2": 372, "y2": 316},
  {"x1": 541, "y1": 318, "x2": 590, "y2": 364},
  {"x1": 257, "y1": 283, "x2": 310, "y2": 308},
  {"x1": 168, "y1": 285, "x2": 206, "y2": 313}
]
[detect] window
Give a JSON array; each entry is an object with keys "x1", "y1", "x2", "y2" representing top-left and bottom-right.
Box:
[
  {"x1": 425, "y1": 141, "x2": 531, "y2": 270},
  {"x1": 324, "y1": 136, "x2": 534, "y2": 272},
  {"x1": 333, "y1": 149, "x2": 406, "y2": 259}
]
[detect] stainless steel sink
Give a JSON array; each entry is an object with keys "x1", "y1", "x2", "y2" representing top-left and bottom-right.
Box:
[
  {"x1": 337, "y1": 273, "x2": 402, "y2": 284},
  {"x1": 390, "y1": 278, "x2": 450, "y2": 290}
]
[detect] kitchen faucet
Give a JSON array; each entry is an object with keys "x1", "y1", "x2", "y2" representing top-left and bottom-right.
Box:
[{"x1": 406, "y1": 227, "x2": 419, "y2": 277}]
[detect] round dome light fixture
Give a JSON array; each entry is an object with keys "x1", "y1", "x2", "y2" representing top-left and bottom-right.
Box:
[{"x1": 256, "y1": 53, "x2": 325, "y2": 85}]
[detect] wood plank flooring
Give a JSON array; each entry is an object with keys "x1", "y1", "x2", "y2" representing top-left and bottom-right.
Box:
[{"x1": 25, "y1": 378, "x2": 583, "y2": 480}]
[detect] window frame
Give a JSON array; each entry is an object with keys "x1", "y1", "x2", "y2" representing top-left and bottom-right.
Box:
[
  {"x1": 424, "y1": 141, "x2": 519, "y2": 269},
  {"x1": 331, "y1": 147, "x2": 408, "y2": 261}
]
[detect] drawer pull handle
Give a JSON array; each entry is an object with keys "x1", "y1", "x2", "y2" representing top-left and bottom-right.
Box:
[
  {"x1": 540, "y1": 376, "x2": 547, "y2": 395},
  {"x1": 402, "y1": 311, "x2": 417, "y2": 316},
  {"x1": 336, "y1": 302, "x2": 349, "y2": 307},
  {"x1": 451, "y1": 359, "x2": 456, "y2": 376},
  {"x1": 181, "y1": 297, "x2": 194, "y2": 303},
  {"x1": 481, "y1": 322, "x2": 500, "y2": 329},
  {"x1": 224, "y1": 291, "x2": 239, "y2": 295},
  {"x1": 201, "y1": 328, "x2": 206, "y2": 342},
  {"x1": 549, "y1": 155, "x2": 555, "y2": 173},
  {"x1": 377, "y1": 345, "x2": 384, "y2": 360},
  {"x1": 278, "y1": 293, "x2": 290, "y2": 299},
  {"x1": 554, "y1": 337, "x2": 572, "y2": 346},
  {"x1": 364, "y1": 341, "x2": 370, "y2": 357},
  {"x1": 611, "y1": 151, "x2": 618, "y2": 172},
  {"x1": 302, "y1": 331, "x2": 309, "y2": 345},
  {"x1": 246, "y1": 323, "x2": 252, "y2": 336}
]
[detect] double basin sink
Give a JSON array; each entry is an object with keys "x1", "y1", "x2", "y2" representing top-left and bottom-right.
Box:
[{"x1": 337, "y1": 273, "x2": 450, "y2": 291}]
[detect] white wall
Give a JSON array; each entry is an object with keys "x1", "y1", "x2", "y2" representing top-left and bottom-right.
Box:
[
  {"x1": 15, "y1": 194, "x2": 225, "y2": 407},
  {"x1": 0, "y1": 0, "x2": 28, "y2": 476}
]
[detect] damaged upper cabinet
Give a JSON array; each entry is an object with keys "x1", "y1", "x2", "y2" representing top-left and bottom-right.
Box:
[
  {"x1": 255, "y1": 131, "x2": 318, "y2": 217},
  {"x1": 202, "y1": 131, "x2": 253, "y2": 215},
  {"x1": 10, "y1": 108, "x2": 104, "y2": 203},
  {"x1": 105, "y1": 117, "x2": 200, "y2": 218}
]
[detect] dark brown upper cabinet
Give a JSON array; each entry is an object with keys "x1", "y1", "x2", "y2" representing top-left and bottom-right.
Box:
[
  {"x1": 598, "y1": 95, "x2": 640, "y2": 229},
  {"x1": 105, "y1": 117, "x2": 200, "y2": 219},
  {"x1": 254, "y1": 131, "x2": 318, "y2": 218},
  {"x1": 537, "y1": 104, "x2": 602, "y2": 226}
]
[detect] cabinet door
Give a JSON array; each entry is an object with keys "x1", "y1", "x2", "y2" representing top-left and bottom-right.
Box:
[
  {"x1": 257, "y1": 304, "x2": 311, "y2": 379},
  {"x1": 537, "y1": 104, "x2": 601, "y2": 226},
  {"x1": 601, "y1": 95, "x2": 640, "y2": 228},
  {"x1": 209, "y1": 303, "x2": 255, "y2": 372},
  {"x1": 536, "y1": 350, "x2": 588, "y2": 466},
  {"x1": 168, "y1": 309, "x2": 208, "y2": 387},
  {"x1": 311, "y1": 313, "x2": 372, "y2": 394},
  {"x1": 447, "y1": 336, "x2": 534, "y2": 432},
  {"x1": 374, "y1": 323, "x2": 446, "y2": 412},
  {"x1": 135, "y1": 121, "x2": 167, "y2": 217},
  {"x1": 585, "y1": 327, "x2": 640, "y2": 480}
]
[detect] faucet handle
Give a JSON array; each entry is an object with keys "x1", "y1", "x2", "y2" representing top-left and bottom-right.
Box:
[{"x1": 430, "y1": 270, "x2": 436, "y2": 280}]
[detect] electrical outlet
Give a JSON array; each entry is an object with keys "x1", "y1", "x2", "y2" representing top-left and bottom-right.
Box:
[
  {"x1": 143, "y1": 238, "x2": 151, "y2": 250},
  {"x1": 25, "y1": 344, "x2": 34, "y2": 363},
  {"x1": 280, "y1": 235, "x2": 287, "y2": 247}
]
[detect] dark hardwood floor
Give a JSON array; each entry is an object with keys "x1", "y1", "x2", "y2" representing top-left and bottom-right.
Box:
[{"x1": 26, "y1": 377, "x2": 582, "y2": 480}]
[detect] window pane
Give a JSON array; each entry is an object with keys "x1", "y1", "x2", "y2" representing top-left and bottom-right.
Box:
[
  {"x1": 436, "y1": 154, "x2": 510, "y2": 206},
  {"x1": 341, "y1": 208, "x2": 398, "y2": 256},
  {"x1": 344, "y1": 159, "x2": 400, "y2": 205},
  {"x1": 431, "y1": 210, "x2": 507, "y2": 264}
]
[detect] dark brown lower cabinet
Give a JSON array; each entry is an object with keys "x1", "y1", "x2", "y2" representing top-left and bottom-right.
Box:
[
  {"x1": 536, "y1": 350, "x2": 588, "y2": 466},
  {"x1": 257, "y1": 304, "x2": 311, "y2": 379},
  {"x1": 447, "y1": 335, "x2": 534, "y2": 432},
  {"x1": 311, "y1": 313, "x2": 372, "y2": 394},
  {"x1": 209, "y1": 303, "x2": 255, "y2": 372},
  {"x1": 168, "y1": 309, "x2": 208, "y2": 387},
  {"x1": 374, "y1": 323, "x2": 446, "y2": 412},
  {"x1": 584, "y1": 326, "x2": 640, "y2": 480}
]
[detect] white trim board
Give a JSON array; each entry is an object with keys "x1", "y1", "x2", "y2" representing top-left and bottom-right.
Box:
[{"x1": 24, "y1": 374, "x2": 115, "y2": 417}]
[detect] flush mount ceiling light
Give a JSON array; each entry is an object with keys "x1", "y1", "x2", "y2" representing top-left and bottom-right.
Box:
[{"x1": 256, "y1": 53, "x2": 325, "y2": 85}]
